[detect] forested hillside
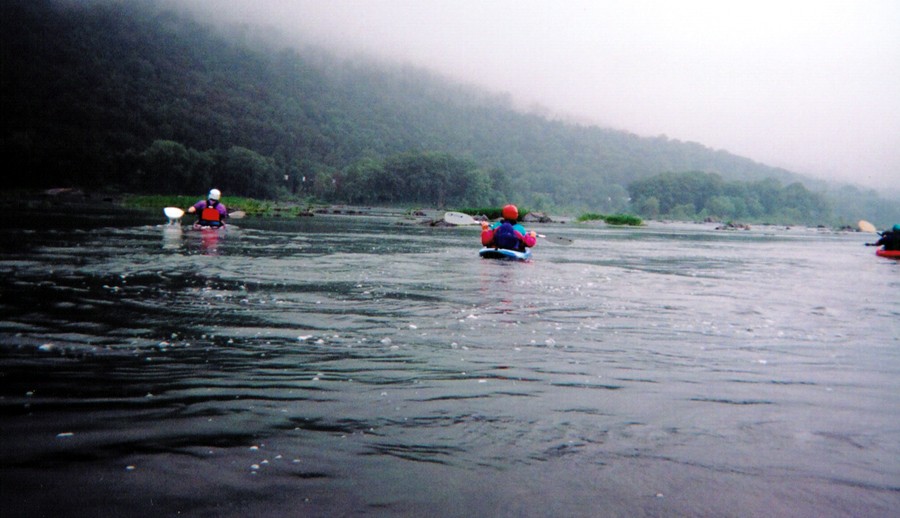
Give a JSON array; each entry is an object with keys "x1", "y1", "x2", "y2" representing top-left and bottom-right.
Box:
[{"x1": 2, "y1": 0, "x2": 896, "y2": 225}]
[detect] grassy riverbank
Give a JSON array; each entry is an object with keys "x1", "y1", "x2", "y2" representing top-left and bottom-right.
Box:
[
  {"x1": 123, "y1": 194, "x2": 318, "y2": 217},
  {"x1": 575, "y1": 212, "x2": 644, "y2": 226},
  {"x1": 0, "y1": 189, "x2": 648, "y2": 228},
  {"x1": 454, "y1": 206, "x2": 644, "y2": 226}
]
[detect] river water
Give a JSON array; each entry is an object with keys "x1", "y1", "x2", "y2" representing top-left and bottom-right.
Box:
[{"x1": 1, "y1": 207, "x2": 898, "y2": 517}]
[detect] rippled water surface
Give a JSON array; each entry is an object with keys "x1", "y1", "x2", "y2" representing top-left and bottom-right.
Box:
[{"x1": 2, "y1": 208, "x2": 898, "y2": 517}]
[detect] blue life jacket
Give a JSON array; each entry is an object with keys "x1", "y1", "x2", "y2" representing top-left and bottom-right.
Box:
[{"x1": 494, "y1": 222, "x2": 521, "y2": 250}]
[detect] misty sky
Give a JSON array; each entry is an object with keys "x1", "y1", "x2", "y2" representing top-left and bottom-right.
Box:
[{"x1": 181, "y1": 0, "x2": 900, "y2": 189}]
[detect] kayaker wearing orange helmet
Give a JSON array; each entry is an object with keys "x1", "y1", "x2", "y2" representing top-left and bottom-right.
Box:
[{"x1": 481, "y1": 204, "x2": 537, "y2": 252}]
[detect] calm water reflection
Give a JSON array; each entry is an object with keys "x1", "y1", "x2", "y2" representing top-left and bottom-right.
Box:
[{"x1": 1, "y1": 207, "x2": 898, "y2": 517}]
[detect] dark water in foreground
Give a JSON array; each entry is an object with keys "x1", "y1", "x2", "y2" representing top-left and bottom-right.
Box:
[{"x1": 1, "y1": 207, "x2": 898, "y2": 517}]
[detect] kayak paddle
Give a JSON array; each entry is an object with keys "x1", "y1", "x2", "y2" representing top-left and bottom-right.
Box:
[
  {"x1": 859, "y1": 219, "x2": 886, "y2": 246},
  {"x1": 443, "y1": 211, "x2": 480, "y2": 226},
  {"x1": 858, "y1": 220, "x2": 877, "y2": 233},
  {"x1": 165, "y1": 207, "x2": 244, "y2": 224},
  {"x1": 164, "y1": 207, "x2": 184, "y2": 225},
  {"x1": 442, "y1": 211, "x2": 573, "y2": 245}
]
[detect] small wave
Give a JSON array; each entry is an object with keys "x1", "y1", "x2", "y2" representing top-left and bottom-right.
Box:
[{"x1": 689, "y1": 397, "x2": 774, "y2": 405}]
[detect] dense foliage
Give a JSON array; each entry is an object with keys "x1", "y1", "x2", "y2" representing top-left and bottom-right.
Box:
[
  {"x1": 628, "y1": 172, "x2": 833, "y2": 224},
  {"x1": 577, "y1": 213, "x2": 643, "y2": 226},
  {"x1": 314, "y1": 152, "x2": 501, "y2": 207},
  {"x1": 2, "y1": 0, "x2": 897, "y2": 225}
]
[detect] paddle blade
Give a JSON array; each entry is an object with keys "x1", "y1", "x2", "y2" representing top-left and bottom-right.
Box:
[
  {"x1": 164, "y1": 207, "x2": 184, "y2": 219},
  {"x1": 542, "y1": 235, "x2": 574, "y2": 246},
  {"x1": 443, "y1": 211, "x2": 478, "y2": 225},
  {"x1": 228, "y1": 210, "x2": 246, "y2": 219},
  {"x1": 858, "y1": 220, "x2": 877, "y2": 233}
]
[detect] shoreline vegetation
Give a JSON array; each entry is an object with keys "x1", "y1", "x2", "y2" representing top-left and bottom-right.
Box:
[
  {"x1": 1, "y1": 189, "x2": 873, "y2": 232},
  {"x1": 5, "y1": 1, "x2": 898, "y2": 231},
  {"x1": 114, "y1": 194, "x2": 867, "y2": 231},
  {"x1": 123, "y1": 195, "x2": 651, "y2": 227}
]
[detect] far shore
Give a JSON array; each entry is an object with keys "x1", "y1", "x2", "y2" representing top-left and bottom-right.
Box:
[{"x1": 0, "y1": 188, "x2": 870, "y2": 232}]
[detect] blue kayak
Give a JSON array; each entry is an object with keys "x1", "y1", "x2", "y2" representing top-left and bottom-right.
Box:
[{"x1": 479, "y1": 247, "x2": 532, "y2": 261}]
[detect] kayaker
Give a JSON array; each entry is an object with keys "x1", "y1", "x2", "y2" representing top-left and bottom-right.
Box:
[
  {"x1": 872, "y1": 224, "x2": 900, "y2": 251},
  {"x1": 187, "y1": 188, "x2": 228, "y2": 228},
  {"x1": 481, "y1": 204, "x2": 537, "y2": 252}
]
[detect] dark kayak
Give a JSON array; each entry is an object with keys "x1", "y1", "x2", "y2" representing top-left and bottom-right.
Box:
[{"x1": 192, "y1": 222, "x2": 225, "y2": 231}]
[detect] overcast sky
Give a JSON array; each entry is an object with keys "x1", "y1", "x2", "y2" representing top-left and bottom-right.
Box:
[{"x1": 180, "y1": 0, "x2": 900, "y2": 189}]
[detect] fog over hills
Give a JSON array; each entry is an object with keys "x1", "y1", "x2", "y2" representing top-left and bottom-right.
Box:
[
  {"x1": 2, "y1": 0, "x2": 898, "y2": 224},
  {"x1": 172, "y1": 0, "x2": 900, "y2": 193}
]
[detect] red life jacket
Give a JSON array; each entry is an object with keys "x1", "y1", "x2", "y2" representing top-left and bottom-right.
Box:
[
  {"x1": 200, "y1": 207, "x2": 220, "y2": 222},
  {"x1": 200, "y1": 202, "x2": 221, "y2": 223}
]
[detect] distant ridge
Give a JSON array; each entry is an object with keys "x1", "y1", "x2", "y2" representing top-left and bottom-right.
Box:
[{"x1": 0, "y1": 0, "x2": 868, "y2": 216}]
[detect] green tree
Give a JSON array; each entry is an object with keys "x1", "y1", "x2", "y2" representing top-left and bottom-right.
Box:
[
  {"x1": 465, "y1": 168, "x2": 494, "y2": 207},
  {"x1": 670, "y1": 203, "x2": 697, "y2": 221},
  {"x1": 311, "y1": 169, "x2": 337, "y2": 199},
  {"x1": 706, "y1": 195, "x2": 737, "y2": 219},
  {"x1": 376, "y1": 151, "x2": 482, "y2": 206},
  {"x1": 486, "y1": 167, "x2": 512, "y2": 204},
  {"x1": 637, "y1": 196, "x2": 660, "y2": 218},
  {"x1": 217, "y1": 146, "x2": 284, "y2": 199},
  {"x1": 137, "y1": 140, "x2": 213, "y2": 194}
]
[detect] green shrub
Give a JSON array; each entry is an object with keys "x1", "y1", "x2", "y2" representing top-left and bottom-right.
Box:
[
  {"x1": 576, "y1": 211, "x2": 643, "y2": 226},
  {"x1": 123, "y1": 194, "x2": 197, "y2": 209},
  {"x1": 124, "y1": 194, "x2": 287, "y2": 216},
  {"x1": 603, "y1": 214, "x2": 643, "y2": 226},
  {"x1": 456, "y1": 207, "x2": 530, "y2": 220}
]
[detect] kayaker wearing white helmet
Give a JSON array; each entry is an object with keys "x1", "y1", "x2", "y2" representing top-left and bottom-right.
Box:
[{"x1": 187, "y1": 188, "x2": 228, "y2": 227}]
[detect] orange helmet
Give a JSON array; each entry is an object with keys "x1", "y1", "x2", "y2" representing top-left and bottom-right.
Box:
[{"x1": 501, "y1": 204, "x2": 519, "y2": 220}]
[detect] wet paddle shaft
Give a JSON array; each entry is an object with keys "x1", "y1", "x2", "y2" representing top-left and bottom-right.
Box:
[
  {"x1": 442, "y1": 211, "x2": 573, "y2": 245},
  {"x1": 164, "y1": 206, "x2": 245, "y2": 224}
]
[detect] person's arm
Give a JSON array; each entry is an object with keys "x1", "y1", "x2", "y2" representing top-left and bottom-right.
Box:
[
  {"x1": 513, "y1": 224, "x2": 537, "y2": 247},
  {"x1": 522, "y1": 231, "x2": 537, "y2": 248},
  {"x1": 481, "y1": 221, "x2": 494, "y2": 246}
]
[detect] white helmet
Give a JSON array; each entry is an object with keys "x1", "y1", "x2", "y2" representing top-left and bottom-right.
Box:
[{"x1": 208, "y1": 188, "x2": 221, "y2": 200}]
